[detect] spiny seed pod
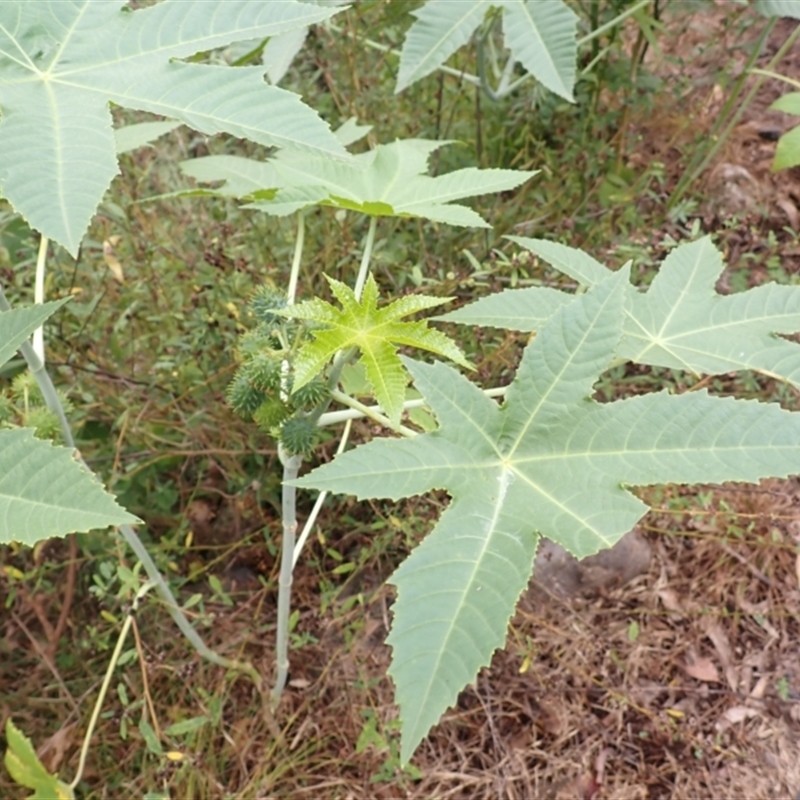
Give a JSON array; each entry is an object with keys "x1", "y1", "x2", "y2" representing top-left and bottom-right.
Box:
[
  {"x1": 238, "y1": 326, "x2": 285, "y2": 358},
  {"x1": 290, "y1": 379, "x2": 329, "y2": 411},
  {"x1": 241, "y1": 353, "x2": 283, "y2": 393},
  {"x1": 24, "y1": 406, "x2": 61, "y2": 441},
  {"x1": 55, "y1": 390, "x2": 74, "y2": 416},
  {"x1": 253, "y1": 397, "x2": 291, "y2": 430},
  {"x1": 10, "y1": 371, "x2": 41, "y2": 403},
  {"x1": 226, "y1": 371, "x2": 266, "y2": 418},
  {"x1": 279, "y1": 416, "x2": 318, "y2": 455},
  {"x1": 250, "y1": 286, "x2": 287, "y2": 325}
]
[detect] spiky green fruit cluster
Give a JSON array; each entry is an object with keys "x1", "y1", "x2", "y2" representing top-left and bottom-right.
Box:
[
  {"x1": 226, "y1": 372, "x2": 267, "y2": 418},
  {"x1": 240, "y1": 353, "x2": 282, "y2": 393},
  {"x1": 0, "y1": 373, "x2": 71, "y2": 442},
  {"x1": 227, "y1": 286, "x2": 328, "y2": 454},
  {"x1": 250, "y1": 285, "x2": 288, "y2": 326},
  {"x1": 253, "y1": 397, "x2": 291, "y2": 429},
  {"x1": 279, "y1": 416, "x2": 319, "y2": 455},
  {"x1": 290, "y1": 378, "x2": 329, "y2": 411},
  {"x1": 10, "y1": 371, "x2": 42, "y2": 404},
  {"x1": 24, "y1": 406, "x2": 61, "y2": 440}
]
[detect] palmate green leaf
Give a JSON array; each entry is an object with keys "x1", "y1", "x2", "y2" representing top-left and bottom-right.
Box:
[
  {"x1": 508, "y1": 236, "x2": 610, "y2": 286},
  {"x1": 0, "y1": 299, "x2": 69, "y2": 369},
  {"x1": 295, "y1": 269, "x2": 800, "y2": 762},
  {"x1": 114, "y1": 120, "x2": 182, "y2": 155},
  {"x1": 181, "y1": 138, "x2": 535, "y2": 226},
  {"x1": 755, "y1": 0, "x2": 800, "y2": 18},
  {"x1": 0, "y1": 428, "x2": 139, "y2": 546},
  {"x1": 0, "y1": 1, "x2": 348, "y2": 257},
  {"x1": 442, "y1": 236, "x2": 800, "y2": 389},
  {"x1": 438, "y1": 283, "x2": 573, "y2": 330},
  {"x1": 395, "y1": 0, "x2": 577, "y2": 100},
  {"x1": 395, "y1": 0, "x2": 492, "y2": 93},
  {"x1": 262, "y1": 0, "x2": 350, "y2": 85},
  {"x1": 496, "y1": 0, "x2": 577, "y2": 101},
  {"x1": 278, "y1": 274, "x2": 470, "y2": 425}
]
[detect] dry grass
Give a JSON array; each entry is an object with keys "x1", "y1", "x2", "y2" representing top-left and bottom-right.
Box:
[{"x1": 4, "y1": 478, "x2": 799, "y2": 799}]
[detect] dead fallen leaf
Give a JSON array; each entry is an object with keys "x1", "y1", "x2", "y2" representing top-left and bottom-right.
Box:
[
  {"x1": 749, "y1": 674, "x2": 769, "y2": 700},
  {"x1": 37, "y1": 722, "x2": 77, "y2": 773},
  {"x1": 683, "y1": 656, "x2": 720, "y2": 683},
  {"x1": 657, "y1": 588, "x2": 682, "y2": 613},
  {"x1": 553, "y1": 772, "x2": 600, "y2": 800},
  {"x1": 103, "y1": 237, "x2": 124, "y2": 283},
  {"x1": 704, "y1": 621, "x2": 738, "y2": 691},
  {"x1": 777, "y1": 195, "x2": 800, "y2": 231},
  {"x1": 715, "y1": 705, "x2": 760, "y2": 732}
]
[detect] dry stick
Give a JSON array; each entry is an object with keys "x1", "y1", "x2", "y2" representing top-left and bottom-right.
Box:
[
  {"x1": 0, "y1": 285, "x2": 281, "y2": 741},
  {"x1": 10, "y1": 609, "x2": 78, "y2": 711},
  {"x1": 69, "y1": 580, "x2": 156, "y2": 791},
  {"x1": 17, "y1": 584, "x2": 55, "y2": 642},
  {"x1": 131, "y1": 612, "x2": 161, "y2": 741}
]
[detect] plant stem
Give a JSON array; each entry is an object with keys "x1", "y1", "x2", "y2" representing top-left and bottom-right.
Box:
[
  {"x1": 272, "y1": 218, "x2": 308, "y2": 691},
  {"x1": 328, "y1": 388, "x2": 418, "y2": 437},
  {"x1": 477, "y1": 37, "x2": 501, "y2": 103},
  {"x1": 33, "y1": 235, "x2": 48, "y2": 364},
  {"x1": 292, "y1": 419, "x2": 352, "y2": 569},
  {"x1": 575, "y1": 0, "x2": 652, "y2": 48},
  {"x1": 274, "y1": 213, "x2": 380, "y2": 705},
  {"x1": 69, "y1": 579, "x2": 156, "y2": 791},
  {"x1": 280, "y1": 214, "x2": 306, "y2": 400},
  {"x1": 317, "y1": 385, "x2": 507, "y2": 428},
  {"x1": 749, "y1": 67, "x2": 800, "y2": 91},
  {"x1": 286, "y1": 211, "x2": 305, "y2": 306},
  {"x1": 272, "y1": 448, "x2": 302, "y2": 703},
  {"x1": 353, "y1": 216, "x2": 378, "y2": 301},
  {"x1": 496, "y1": 53, "x2": 525, "y2": 97}
]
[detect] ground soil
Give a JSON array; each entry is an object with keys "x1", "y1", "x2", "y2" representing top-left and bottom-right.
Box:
[{"x1": 3, "y1": 4, "x2": 800, "y2": 800}]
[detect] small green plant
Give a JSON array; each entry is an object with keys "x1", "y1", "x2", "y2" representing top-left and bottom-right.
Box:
[
  {"x1": 0, "y1": 371, "x2": 75, "y2": 440},
  {"x1": 355, "y1": 711, "x2": 421, "y2": 784}
]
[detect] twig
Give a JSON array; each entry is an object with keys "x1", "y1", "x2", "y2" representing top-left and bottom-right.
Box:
[
  {"x1": 69, "y1": 580, "x2": 156, "y2": 791},
  {"x1": 47, "y1": 533, "x2": 78, "y2": 661},
  {"x1": 719, "y1": 541, "x2": 773, "y2": 587},
  {"x1": 131, "y1": 613, "x2": 161, "y2": 740},
  {"x1": 10, "y1": 610, "x2": 77, "y2": 711}
]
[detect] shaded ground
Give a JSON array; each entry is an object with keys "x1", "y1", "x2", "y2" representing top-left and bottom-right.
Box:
[{"x1": 3, "y1": 4, "x2": 800, "y2": 799}]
